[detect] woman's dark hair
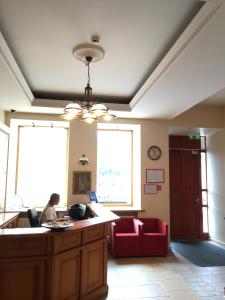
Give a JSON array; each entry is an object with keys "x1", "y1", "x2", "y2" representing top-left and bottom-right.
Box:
[{"x1": 49, "y1": 193, "x2": 60, "y2": 206}]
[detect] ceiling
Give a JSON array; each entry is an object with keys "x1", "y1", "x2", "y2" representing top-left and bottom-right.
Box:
[
  {"x1": 200, "y1": 86, "x2": 225, "y2": 106},
  {"x1": 0, "y1": 0, "x2": 225, "y2": 119}
]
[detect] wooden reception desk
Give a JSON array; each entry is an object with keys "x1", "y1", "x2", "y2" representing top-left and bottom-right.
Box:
[{"x1": 0, "y1": 204, "x2": 119, "y2": 300}]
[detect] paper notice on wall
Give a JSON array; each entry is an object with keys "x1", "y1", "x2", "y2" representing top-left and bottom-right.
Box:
[{"x1": 146, "y1": 169, "x2": 164, "y2": 183}]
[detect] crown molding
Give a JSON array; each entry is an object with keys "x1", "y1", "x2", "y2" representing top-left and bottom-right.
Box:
[
  {"x1": 0, "y1": 32, "x2": 33, "y2": 103},
  {"x1": 130, "y1": 1, "x2": 223, "y2": 110},
  {"x1": 0, "y1": 121, "x2": 10, "y2": 134}
]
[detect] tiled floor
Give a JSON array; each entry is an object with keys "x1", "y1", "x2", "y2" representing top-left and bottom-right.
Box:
[{"x1": 103, "y1": 246, "x2": 225, "y2": 300}]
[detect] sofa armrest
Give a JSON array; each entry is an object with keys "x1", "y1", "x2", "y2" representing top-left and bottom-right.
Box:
[
  {"x1": 133, "y1": 219, "x2": 143, "y2": 235},
  {"x1": 160, "y1": 221, "x2": 168, "y2": 235}
]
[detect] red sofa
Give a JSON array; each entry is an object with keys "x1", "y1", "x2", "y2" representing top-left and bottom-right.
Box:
[
  {"x1": 111, "y1": 217, "x2": 168, "y2": 257},
  {"x1": 110, "y1": 218, "x2": 143, "y2": 257},
  {"x1": 139, "y1": 218, "x2": 168, "y2": 256}
]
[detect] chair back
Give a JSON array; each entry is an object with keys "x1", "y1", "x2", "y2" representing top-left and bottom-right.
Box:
[{"x1": 27, "y1": 208, "x2": 40, "y2": 227}]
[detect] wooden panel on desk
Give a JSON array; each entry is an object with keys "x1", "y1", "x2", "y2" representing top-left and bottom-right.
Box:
[
  {"x1": 82, "y1": 224, "x2": 104, "y2": 244},
  {"x1": 0, "y1": 237, "x2": 47, "y2": 258},
  {"x1": 52, "y1": 230, "x2": 81, "y2": 254},
  {"x1": 51, "y1": 248, "x2": 80, "y2": 300},
  {"x1": 0, "y1": 258, "x2": 45, "y2": 300},
  {"x1": 81, "y1": 239, "x2": 107, "y2": 297}
]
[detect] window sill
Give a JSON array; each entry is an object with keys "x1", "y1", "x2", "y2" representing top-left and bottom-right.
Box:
[
  {"x1": 109, "y1": 207, "x2": 143, "y2": 211},
  {"x1": 107, "y1": 207, "x2": 144, "y2": 217},
  {"x1": 4, "y1": 207, "x2": 68, "y2": 213}
]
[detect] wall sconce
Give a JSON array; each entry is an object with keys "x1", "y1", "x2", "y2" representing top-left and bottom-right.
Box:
[{"x1": 79, "y1": 154, "x2": 89, "y2": 166}]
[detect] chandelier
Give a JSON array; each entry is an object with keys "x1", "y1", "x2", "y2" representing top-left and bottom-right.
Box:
[{"x1": 60, "y1": 41, "x2": 116, "y2": 124}]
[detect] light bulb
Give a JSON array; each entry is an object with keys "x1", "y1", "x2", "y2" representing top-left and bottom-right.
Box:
[
  {"x1": 64, "y1": 102, "x2": 82, "y2": 115},
  {"x1": 81, "y1": 112, "x2": 96, "y2": 124},
  {"x1": 59, "y1": 113, "x2": 78, "y2": 120},
  {"x1": 101, "y1": 112, "x2": 117, "y2": 121},
  {"x1": 90, "y1": 103, "x2": 108, "y2": 117}
]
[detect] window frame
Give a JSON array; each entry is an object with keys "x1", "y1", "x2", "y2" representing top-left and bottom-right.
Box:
[
  {"x1": 97, "y1": 123, "x2": 141, "y2": 209},
  {"x1": 6, "y1": 119, "x2": 69, "y2": 210}
]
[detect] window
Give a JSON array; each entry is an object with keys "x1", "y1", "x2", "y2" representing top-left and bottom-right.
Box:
[
  {"x1": 97, "y1": 123, "x2": 141, "y2": 207},
  {"x1": 201, "y1": 143, "x2": 209, "y2": 234},
  {"x1": 6, "y1": 120, "x2": 68, "y2": 210}
]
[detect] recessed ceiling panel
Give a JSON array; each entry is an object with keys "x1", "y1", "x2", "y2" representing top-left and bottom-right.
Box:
[{"x1": 0, "y1": 0, "x2": 203, "y2": 102}]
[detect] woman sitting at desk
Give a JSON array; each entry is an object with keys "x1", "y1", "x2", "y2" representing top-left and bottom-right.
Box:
[{"x1": 40, "y1": 193, "x2": 60, "y2": 224}]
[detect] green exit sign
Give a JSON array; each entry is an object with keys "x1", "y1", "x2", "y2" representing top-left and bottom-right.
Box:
[{"x1": 189, "y1": 134, "x2": 200, "y2": 140}]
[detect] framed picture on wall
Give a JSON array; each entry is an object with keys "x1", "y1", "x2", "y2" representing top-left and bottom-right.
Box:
[
  {"x1": 73, "y1": 171, "x2": 91, "y2": 194},
  {"x1": 146, "y1": 169, "x2": 164, "y2": 183},
  {"x1": 144, "y1": 184, "x2": 157, "y2": 194}
]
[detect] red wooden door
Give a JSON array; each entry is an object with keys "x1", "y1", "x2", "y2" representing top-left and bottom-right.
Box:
[{"x1": 170, "y1": 147, "x2": 202, "y2": 239}]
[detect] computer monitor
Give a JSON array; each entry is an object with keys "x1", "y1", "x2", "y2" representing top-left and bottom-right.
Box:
[{"x1": 88, "y1": 191, "x2": 98, "y2": 203}]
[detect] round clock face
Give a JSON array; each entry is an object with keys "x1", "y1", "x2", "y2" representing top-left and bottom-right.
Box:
[{"x1": 148, "y1": 146, "x2": 161, "y2": 160}]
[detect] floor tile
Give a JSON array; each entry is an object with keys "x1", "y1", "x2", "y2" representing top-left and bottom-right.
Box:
[{"x1": 104, "y1": 248, "x2": 225, "y2": 300}]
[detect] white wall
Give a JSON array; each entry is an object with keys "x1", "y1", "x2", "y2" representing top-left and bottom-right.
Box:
[{"x1": 207, "y1": 128, "x2": 225, "y2": 244}]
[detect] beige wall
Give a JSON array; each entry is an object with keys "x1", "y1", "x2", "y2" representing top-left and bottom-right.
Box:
[
  {"x1": 0, "y1": 107, "x2": 5, "y2": 123},
  {"x1": 68, "y1": 121, "x2": 98, "y2": 205},
  {"x1": 5, "y1": 112, "x2": 60, "y2": 125},
  {"x1": 68, "y1": 118, "x2": 170, "y2": 225},
  {"x1": 171, "y1": 105, "x2": 225, "y2": 128},
  {"x1": 5, "y1": 112, "x2": 171, "y2": 225},
  {"x1": 5, "y1": 105, "x2": 225, "y2": 237}
]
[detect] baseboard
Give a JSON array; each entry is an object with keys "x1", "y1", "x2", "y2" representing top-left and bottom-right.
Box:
[{"x1": 209, "y1": 238, "x2": 225, "y2": 248}]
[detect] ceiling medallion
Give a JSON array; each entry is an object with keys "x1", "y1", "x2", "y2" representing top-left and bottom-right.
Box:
[
  {"x1": 73, "y1": 43, "x2": 104, "y2": 63},
  {"x1": 60, "y1": 37, "x2": 116, "y2": 124}
]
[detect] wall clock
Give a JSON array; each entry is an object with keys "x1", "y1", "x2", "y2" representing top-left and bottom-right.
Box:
[{"x1": 148, "y1": 146, "x2": 162, "y2": 160}]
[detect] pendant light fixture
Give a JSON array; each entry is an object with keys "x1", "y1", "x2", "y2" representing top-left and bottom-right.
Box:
[{"x1": 60, "y1": 38, "x2": 116, "y2": 124}]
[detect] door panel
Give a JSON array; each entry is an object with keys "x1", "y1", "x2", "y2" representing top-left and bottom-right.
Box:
[
  {"x1": 0, "y1": 259, "x2": 45, "y2": 300},
  {"x1": 81, "y1": 239, "x2": 106, "y2": 296},
  {"x1": 170, "y1": 140, "x2": 202, "y2": 239},
  {"x1": 51, "y1": 248, "x2": 80, "y2": 300}
]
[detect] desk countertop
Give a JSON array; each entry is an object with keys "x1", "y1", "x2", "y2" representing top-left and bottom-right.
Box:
[{"x1": 0, "y1": 204, "x2": 119, "y2": 237}]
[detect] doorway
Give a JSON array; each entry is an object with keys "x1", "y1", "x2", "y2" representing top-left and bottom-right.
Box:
[{"x1": 169, "y1": 135, "x2": 208, "y2": 239}]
